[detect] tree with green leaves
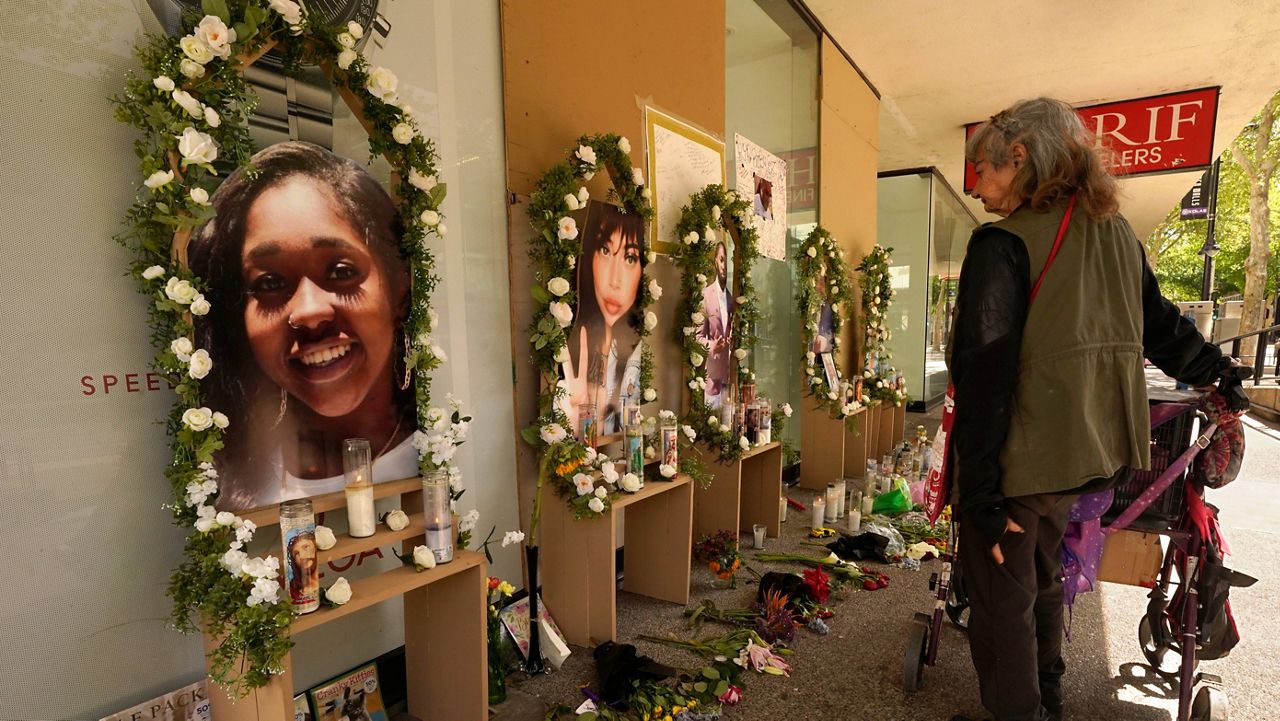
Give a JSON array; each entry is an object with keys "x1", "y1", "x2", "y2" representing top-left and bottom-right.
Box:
[{"x1": 1229, "y1": 91, "x2": 1280, "y2": 355}]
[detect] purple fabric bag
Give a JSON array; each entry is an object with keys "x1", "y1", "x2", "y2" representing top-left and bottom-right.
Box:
[{"x1": 1061, "y1": 490, "x2": 1113, "y2": 609}]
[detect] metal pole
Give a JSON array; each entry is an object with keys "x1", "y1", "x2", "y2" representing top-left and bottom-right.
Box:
[{"x1": 1200, "y1": 158, "x2": 1221, "y2": 301}]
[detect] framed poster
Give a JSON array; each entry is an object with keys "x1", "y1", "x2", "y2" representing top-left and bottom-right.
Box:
[
  {"x1": 644, "y1": 106, "x2": 725, "y2": 253},
  {"x1": 734, "y1": 134, "x2": 788, "y2": 260}
]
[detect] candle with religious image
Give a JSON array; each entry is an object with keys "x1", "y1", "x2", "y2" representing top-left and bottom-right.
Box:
[
  {"x1": 579, "y1": 402, "x2": 598, "y2": 447},
  {"x1": 625, "y1": 422, "x2": 644, "y2": 475},
  {"x1": 280, "y1": 499, "x2": 319, "y2": 614},
  {"x1": 757, "y1": 398, "x2": 772, "y2": 445},
  {"x1": 422, "y1": 471, "x2": 454, "y2": 564},
  {"x1": 660, "y1": 421, "x2": 679, "y2": 469},
  {"x1": 622, "y1": 396, "x2": 641, "y2": 429}
]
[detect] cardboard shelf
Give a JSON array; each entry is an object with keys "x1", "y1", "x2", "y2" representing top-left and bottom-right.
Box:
[
  {"x1": 739, "y1": 440, "x2": 781, "y2": 461},
  {"x1": 291, "y1": 549, "x2": 484, "y2": 634},
  {"x1": 316, "y1": 512, "x2": 427, "y2": 566},
  {"x1": 239, "y1": 476, "x2": 423, "y2": 528},
  {"x1": 693, "y1": 442, "x2": 783, "y2": 542}
]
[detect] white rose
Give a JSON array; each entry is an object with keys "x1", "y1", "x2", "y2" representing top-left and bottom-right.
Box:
[
  {"x1": 182, "y1": 407, "x2": 213, "y2": 431},
  {"x1": 690, "y1": 352, "x2": 704, "y2": 367},
  {"x1": 734, "y1": 348, "x2": 748, "y2": 360},
  {"x1": 587, "y1": 497, "x2": 605, "y2": 513},
  {"x1": 695, "y1": 273, "x2": 707, "y2": 285},
  {"x1": 704, "y1": 228, "x2": 716, "y2": 243},
  {"x1": 165, "y1": 277, "x2": 199, "y2": 304},
  {"x1": 170, "y1": 337, "x2": 193, "y2": 361},
  {"x1": 575, "y1": 144, "x2": 597, "y2": 166},
  {"x1": 600, "y1": 462, "x2": 619, "y2": 484},
  {"x1": 201, "y1": 105, "x2": 222, "y2": 129},
  {"x1": 619, "y1": 472, "x2": 642, "y2": 492},
  {"x1": 419, "y1": 209, "x2": 441, "y2": 227},
  {"x1": 195, "y1": 517, "x2": 215, "y2": 533},
  {"x1": 189, "y1": 187, "x2": 210, "y2": 206},
  {"x1": 547, "y1": 277, "x2": 570, "y2": 297},
  {"x1": 806, "y1": 246, "x2": 817, "y2": 258},
  {"x1": 564, "y1": 193, "x2": 581, "y2": 211},
  {"x1": 337, "y1": 32, "x2": 356, "y2": 49},
  {"x1": 152, "y1": 75, "x2": 175, "y2": 92},
  {"x1": 682, "y1": 424, "x2": 696, "y2": 441},
  {"x1": 189, "y1": 295, "x2": 211, "y2": 316},
  {"x1": 539, "y1": 423, "x2": 567, "y2": 444},
  {"x1": 618, "y1": 136, "x2": 631, "y2": 154},
  {"x1": 645, "y1": 445, "x2": 656, "y2": 459},
  {"x1": 315, "y1": 525, "x2": 337, "y2": 550},
  {"x1": 176, "y1": 127, "x2": 218, "y2": 166},
  {"x1": 782, "y1": 403, "x2": 793, "y2": 417},
  {"x1": 577, "y1": 186, "x2": 589, "y2": 204},
  {"x1": 594, "y1": 485, "x2": 608, "y2": 499},
  {"x1": 554, "y1": 345, "x2": 570, "y2": 363},
  {"x1": 324, "y1": 577, "x2": 352, "y2": 605},
  {"x1": 212, "y1": 411, "x2": 229, "y2": 429},
  {"x1": 573, "y1": 472, "x2": 594, "y2": 496},
  {"x1": 412, "y1": 545, "x2": 436, "y2": 570},
  {"x1": 739, "y1": 436, "x2": 750, "y2": 450},
  {"x1": 408, "y1": 168, "x2": 437, "y2": 192},
  {"x1": 268, "y1": 0, "x2": 303, "y2": 25},
  {"x1": 691, "y1": 311, "x2": 705, "y2": 326},
  {"x1": 435, "y1": 223, "x2": 447, "y2": 237},
  {"x1": 643, "y1": 388, "x2": 657, "y2": 402},
  {"x1": 347, "y1": 21, "x2": 364, "y2": 38},
  {"x1": 337, "y1": 48, "x2": 358, "y2": 70},
  {"x1": 632, "y1": 167, "x2": 645, "y2": 186},
  {"x1": 644, "y1": 311, "x2": 658, "y2": 330},
  {"x1": 392, "y1": 122, "x2": 414, "y2": 144},
  {"x1": 384, "y1": 509, "x2": 410, "y2": 531},
  {"x1": 659, "y1": 463, "x2": 677, "y2": 478},
  {"x1": 171, "y1": 89, "x2": 204, "y2": 118},
  {"x1": 180, "y1": 35, "x2": 214, "y2": 65},
  {"x1": 194, "y1": 15, "x2": 235, "y2": 59},
  {"x1": 365, "y1": 66, "x2": 399, "y2": 104},
  {"x1": 582, "y1": 171, "x2": 595, "y2": 181},
  {"x1": 188, "y1": 349, "x2": 213, "y2": 379},
  {"x1": 144, "y1": 170, "x2": 174, "y2": 190},
  {"x1": 641, "y1": 188, "x2": 652, "y2": 199},
  {"x1": 142, "y1": 265, "x2": 166, "y2": 280},
  {"x1": 179, "y1": 59, "x2": 205, "y2": 79},
  {"x1": 549, "y1": 301, "x2": 573, "y2": 328},
  {"x1": 684, "y1": 231, "x2": 698, "y2": 245},
  {"x1": 557, "y1": 216, "x2": 578, "y2": 241}
]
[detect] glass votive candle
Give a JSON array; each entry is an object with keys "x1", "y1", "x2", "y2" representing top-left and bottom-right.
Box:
[
  {"x1": 752, "y1": 523, "x2": 767, "y2": 549},
  {"x1": 625, "y1": 423, "x2": 644, "y2": 475},
  {"x1": 343, "y1": 438, "x2": 376, "y2": 538},
  {"x1": 720, "y1": 399, "x2": 736, "y2": 431},
  {"x1": 758, "y1": 400, "x2": 772, "y2": 444},
  {"x1": 280, "y1": 499, "x2": 319, "y2": 614},
  {"x1": 422, "y1": 471, "x2": 454, "y2": 564},
  {"x1": 824, "y1": 483, "x2": 840, "y2": 522},
  {"x1": 833, "y1": 480, "x2": 847, "y2": 517},
  {"x1": 579, "y1": 402, "x2": 598, "y2": 446},
  {"x1": 779, "y1": 495, "x2": 788, "y2": 523},
  {"x1": 810, "y1": 496, "x2": 826, "y2": 529},
  {"x1": 848, "y1": 509, "x2": 862, "y2": 533},
  {"x1": 660, "y1": 420, "x2": 679, "y2": 469}
]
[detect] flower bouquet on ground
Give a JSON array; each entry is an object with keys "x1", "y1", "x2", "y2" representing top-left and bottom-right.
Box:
[
  {"x1": 693, "y1": 530, "x2": 744, "y2": 589},
  {"x1": 753, "y1": 551, "x2": 886, "y2": 590},
  {"x1": 486, "y1": 576, "x2": 517, "y2": 704}
]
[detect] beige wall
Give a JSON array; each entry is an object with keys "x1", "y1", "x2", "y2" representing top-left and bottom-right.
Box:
[
  {"x1": 500, "y1": 0, "x2": 726, "y2": 529},
  {"x1": 818, "y1": 37, "x2": 880, "y2": 371}
]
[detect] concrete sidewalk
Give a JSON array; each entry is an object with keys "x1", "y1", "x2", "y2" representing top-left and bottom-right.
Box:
[{"x1": 496, "y1": 405, "x2": 1280, "y2": 721}]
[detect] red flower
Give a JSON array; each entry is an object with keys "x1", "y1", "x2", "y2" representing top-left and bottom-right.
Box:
[
  {"x1": 718, "y1": 684, "x2": 743, "y2": 705},
  {"x1": 801, "y1": 567, "x2": 830, "y2": 604},
  {"x1": 488, "y1": 576, "x2": 501, "y2": 590}
]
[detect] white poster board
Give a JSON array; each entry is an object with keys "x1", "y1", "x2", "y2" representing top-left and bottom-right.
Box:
[
  {"x1": 734, "y1": 134, "x2": 788, "y2": 260},
  {"x1": 644, "y1": 106, "x2": 725, "y2": 252}
]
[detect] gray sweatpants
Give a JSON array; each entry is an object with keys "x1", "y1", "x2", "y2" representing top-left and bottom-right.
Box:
[{"x1": 960, "y1": 493, "x2": 1076, "y2": 721}]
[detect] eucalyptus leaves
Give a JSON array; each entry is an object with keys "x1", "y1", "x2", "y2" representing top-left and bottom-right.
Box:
[
  {"x1": 795, "y1": 227, "x2": 859, "y2": 420},
  {"x1": 669, "y1": 184, "x2": 763, "y2": 461},
  {"x1": 114, "y1": 0, "x2": 450, "y2": 696}
]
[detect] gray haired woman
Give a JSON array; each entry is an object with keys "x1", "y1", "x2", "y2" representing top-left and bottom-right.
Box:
[{"x1": 948, "y1": 97, "x2": 1232, "y2": 721}]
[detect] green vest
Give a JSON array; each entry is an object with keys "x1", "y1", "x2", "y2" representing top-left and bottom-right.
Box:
[{"x1": 991, "y1": 201, "x2": 1151, "y2": 498}]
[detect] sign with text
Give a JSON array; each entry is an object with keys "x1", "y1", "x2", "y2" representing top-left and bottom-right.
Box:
[
  {"x1": 1180, "y1": 166, "x2": 1214, "y2": 219},
  {"x1": 964, "y1": 87, "x2": 1220, "y2": 193}
]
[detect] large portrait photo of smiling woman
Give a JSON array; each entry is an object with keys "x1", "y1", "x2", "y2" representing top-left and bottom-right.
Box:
[
  {"x1": 559, "y1": 201, "x2": 646, "y2": 440},
  {"x1": 188, "y1": 141, "x2": 418, "y2": 511}
]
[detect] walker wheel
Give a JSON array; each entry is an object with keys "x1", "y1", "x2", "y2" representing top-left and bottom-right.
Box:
[
  {"x1": 1139, "y1": 613, "x2": 1197, "y2": 680},
  {"x1": 1190, "y1": 685, "x2": 1228, "y2": 721},
  {"x1": 903, "y1": 612, "x2": 930, "y2": 692}
]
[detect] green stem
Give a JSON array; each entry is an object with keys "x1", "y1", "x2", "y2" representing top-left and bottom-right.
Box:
[{"x1": 528, "y1": 447, "x2": 549, "y2": 548}]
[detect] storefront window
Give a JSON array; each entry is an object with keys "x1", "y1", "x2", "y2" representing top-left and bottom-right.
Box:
[{"x1": 726, "y1": 0, "x2": 819, "y2": 459}]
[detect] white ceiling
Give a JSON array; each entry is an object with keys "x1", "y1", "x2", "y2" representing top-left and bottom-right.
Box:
[{"x1": 807, "y1": 0, "x2": 1280, "y2": 237}]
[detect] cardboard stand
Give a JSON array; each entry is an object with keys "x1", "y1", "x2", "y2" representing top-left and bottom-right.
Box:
[
  {"x1": 538, "y1": 475, "x2": 693, "y2": 648},
  {"x1": 692, "y1": 440, "x2": 784, "y2": 542},
  {"x1": 203, "y1": 479, "x2": 489, "y2": 721},
  {"x1": 797, "y1": 396, "x2": 847, "y2": 491}
]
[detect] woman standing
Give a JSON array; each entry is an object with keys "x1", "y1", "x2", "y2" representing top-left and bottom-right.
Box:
[{"x1": 949, "y1": 98, "x2": 1231, "y2": 721}]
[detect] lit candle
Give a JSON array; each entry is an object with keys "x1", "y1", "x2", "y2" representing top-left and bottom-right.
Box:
[
  {"x1": 779, "y1": 496, "x2": 788, "y2": 523},
  {"x1": 811, "y1": 495, "x2": 826, "y2": 529},
  {"x1": 848, "y1": 509, "x2": 862, "y2": 533},
  {"x1": 422, "y1": 471, "x2": 454, "y2": 563},
  {"x1": 343, "y1": 439, "x2": 376, "y2": 538},
  {"x1": 861, "y1": 493, "x2": 875, "y2": 516},
  {"x1": 825, "y1": 484, "x2": 840, "y2": 522},
  {"x1": 833, "y1": 480, "x2": 847, "y2": 517}
]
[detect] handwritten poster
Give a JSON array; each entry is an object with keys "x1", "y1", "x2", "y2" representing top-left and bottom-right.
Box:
[
  {"x1": 645, "y1": 107, "x2": 725, "y2": 252},
  {"x1": 735, "y1": 134, "x2": 788, "y2": 260}
]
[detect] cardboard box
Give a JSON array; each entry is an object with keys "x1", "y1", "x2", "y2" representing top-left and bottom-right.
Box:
[{"x1": 1098, "y1": 529, "x2": 1164, "y2": 587}]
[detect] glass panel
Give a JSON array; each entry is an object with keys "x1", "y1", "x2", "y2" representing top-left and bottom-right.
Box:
[
  {"x1": 726, "y1": 0, "x2": 819, "y2": 459},
  {"x1": 877, "y1": 173, "x2": 933, "y2": 402},
  {"x1": 929, "y1": 178, "x2": 976, "y2": 401}
]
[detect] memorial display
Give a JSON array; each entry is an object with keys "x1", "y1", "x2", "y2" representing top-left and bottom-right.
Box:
[
  {"x1": 112, "y1": 1, "x2": 459, "y2": 694},
  {"x1": 795, "y1": 227, "x2": 859, "y2": 421},
  {"x1": 856, "y1": 244, "x2": 909, "y2": 407}
]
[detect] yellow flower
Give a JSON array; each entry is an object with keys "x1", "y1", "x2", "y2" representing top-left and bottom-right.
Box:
[
  {"x1": 688, "y1": 700, "x2": 698, "y2": 708},
  {"x1": 498, "y1": 581, "x2": 516, "y2": 596},
  {"x1": 663, "y1": 716, "x2": 673, "y2": 721}
]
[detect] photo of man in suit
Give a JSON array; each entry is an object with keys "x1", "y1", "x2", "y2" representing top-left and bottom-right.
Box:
[{"x1": 698, "y1": 240, "x2": 734, "y2": 409}]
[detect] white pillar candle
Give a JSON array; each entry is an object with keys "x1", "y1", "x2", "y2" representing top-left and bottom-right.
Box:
[
  {"x1": 345, "y1": 483, "x2": 376, "y2": 538},
  {"x1": 848, "y1": 509, "x2": 862, "y2": 533},
  {"x1": 752, "y1": 523, "x2": 767, "y2": 549},
  {"x1": 824, "y1": 484, "x2": 840, "y2": 522},
  {"x1": 833, "y1": 480, "x2": 847, "y2": 517},
  {"x1": 779, "y1": 496, "x2": 788, "y2": 523},
  {"x1": 862, "y1": 493, "x2": 875, "y2": 516},
  {"x1": 811, "y1": 496, "x2": 826, "y2": 529}
]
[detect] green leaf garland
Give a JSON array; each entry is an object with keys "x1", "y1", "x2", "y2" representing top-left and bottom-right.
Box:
[
  {"x1": 856, "y1": 244, "x2": 909, "y2": 407},
  {"x1": 795, "y1": 227, "x2": 860, "y2": 420}
]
